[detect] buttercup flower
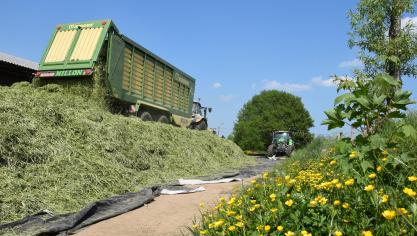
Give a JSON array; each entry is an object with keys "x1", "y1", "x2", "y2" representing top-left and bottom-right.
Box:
[
  {"x1": 277, "y1": 225, "x2": 284, "y2": 231},
  {"x1": 403, "y1": 187, "x2": 416, "y2": 197},
  {"x1": 228, "y1": 225, "x2": 236, "y2": 231},
  {"x1": 368, "y1": 173, "x2": 377, "y2": 179},
  {"x1": 235, "y1": 222, "x2": 244, "y2": 228},
  {"x1": 330, "y1": 160, "x2": 337, "y2": 165},
  {"x1": 334, "y1": 200, "x2": 341, "y2": 206},
  {"x1": 381, "y1": 194, "x2": 389, "y2": 203},
  {"x1": 265, "y1": 225, "x2": 271, "y2": 232},
  {"x1": 199, "y1": 230, "x2": 207, "y2": 235},
  {"x1": 408, "y1": 176, "x2": 417, "y2": 182},
  {"x1": 362, "y1": 231, "x2": 373, "y2": 236},
  {"x1": 285, "y1": 231, "x2": 295, "y2": 236},
  {"x1": 335, "y1": 230, "x2": 343, "y2": 236},
  {"x1": 364, "y1": 184, "x2": 375, "y2": 192},
  {"x1": 342, "y1": 202, "x2": 350, "y2": 209},
  {"x1": 285, "y1": 199, "x2": 294, "y2": 207},
  {"x1": 382, "y1": 210, "x2": 396, "y2": 220},
  {"x1": 345, "y1": 178, "x2": 355, "y2": 186},
  {"x1": 376, "y1": 166, "x2": 382, "y2": 172},
  {"x1": 349, "y1": 151, "x2": 358, "y2": 159}
]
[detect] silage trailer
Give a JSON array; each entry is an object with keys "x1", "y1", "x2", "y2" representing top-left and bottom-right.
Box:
[{"x1": 35, "y1": 19, "x2": 209, "y2": 130}]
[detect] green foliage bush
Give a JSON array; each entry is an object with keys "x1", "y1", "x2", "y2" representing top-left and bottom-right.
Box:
[
  {"x1": 233, "y1": 90, "x2": 313, "y2": 151},
  {"x1": 0, "y1": 81, "x2": 254, "y2": 224}
]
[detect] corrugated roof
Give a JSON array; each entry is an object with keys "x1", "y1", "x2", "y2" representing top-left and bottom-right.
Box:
[{"x1": 0, "y1": 51, "x2": 38, "y2": 70}]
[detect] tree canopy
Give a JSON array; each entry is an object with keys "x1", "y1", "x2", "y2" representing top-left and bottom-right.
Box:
[
  {"x1": 233, "y1": 90, "x2": 313, "y2": 151},
  {"x1": 349, "y1": 0, "x2": 417, "y2": 81}
]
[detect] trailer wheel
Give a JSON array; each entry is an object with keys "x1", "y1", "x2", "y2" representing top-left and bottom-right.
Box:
[
  {"x1": 157, "y1": 115, "x2": 170, "y2": 124},
  {"x1": 139, "y1": 111, "x2": 153, "y2": 121}
]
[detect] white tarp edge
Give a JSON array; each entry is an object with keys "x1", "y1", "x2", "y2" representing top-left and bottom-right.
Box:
[
  {"x1": 161, "y1": 186, "x2": 206, "y2": 195},
  {"x1": 178, "y1": 178, "x2": 242, "y2": 185}
]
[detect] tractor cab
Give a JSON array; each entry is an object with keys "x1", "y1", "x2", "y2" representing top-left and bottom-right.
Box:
[
  {"x1": 272, "y1": 131, "x2": 293, "y2": 145},
  {"x1": 190, "y1": 101, "x2": 212, "y2": 130},
  {"x1": 267, "y1": 131, "x2": 295, "y2": 159}
]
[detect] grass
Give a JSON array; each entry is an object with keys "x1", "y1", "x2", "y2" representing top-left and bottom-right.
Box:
[{"x1": 0, "y1": 78, "x2": 254, "y2": 224}]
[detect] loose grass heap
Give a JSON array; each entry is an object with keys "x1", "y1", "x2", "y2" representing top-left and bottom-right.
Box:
[{"x1": 0, "y1": 80, "x2": 253, "y2": 224}]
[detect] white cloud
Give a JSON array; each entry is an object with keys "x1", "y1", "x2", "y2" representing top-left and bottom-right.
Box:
[
  {"x1": 212, "y1": 82, "x2": 222, "y2": 89},
  {"x1": 338, "y1": 58, "x2": 363, "y2": 68},
  {"x1": 262, "y1": 80, "x2": 311, "y2": 92},
  {"x1": 218, "y1": 94, "x2": 236, "y2": 102},
  {"x1": 402, "y1": 16, "x2": 417, "y2": 30},
  {"x1": 311, "y1": 76, "x2": 336, "y2": 87}
]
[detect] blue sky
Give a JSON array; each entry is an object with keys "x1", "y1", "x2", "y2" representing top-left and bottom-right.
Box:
[{"x1": 2, "y1": 1, "x2": 417, "y2": 137}]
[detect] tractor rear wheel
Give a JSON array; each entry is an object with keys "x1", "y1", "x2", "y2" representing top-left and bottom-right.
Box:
[
  {"x1": 267, "y1": 144, "x2": 275, "y2": 157},
  {"x1": 195, "y1": 120, "x2": 208, "y2": 130},
  {"x1": 157, "y1": 114, "x2": 170, "y2": 124},
  {"x1": 139, "y1": 111, "x2": 153, "y2": 121}
]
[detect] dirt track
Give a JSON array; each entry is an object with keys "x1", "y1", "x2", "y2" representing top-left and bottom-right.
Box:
[{"x1": 75, "y1": 179, "x2": 252, "y2": 236}]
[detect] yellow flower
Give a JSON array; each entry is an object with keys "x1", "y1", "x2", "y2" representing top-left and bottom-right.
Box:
[
  {"x1": 319, "y1": 197, "x2": 328, "y2": 205},
  {"x1": 199, "y1": 202, "x2": 205, "y2": 208},
  {"x1": 362, "y1": 230, "x2": 373, "y2": 236},
  {"x1": 382, "y1": 210, "x2": 396, "y2": 220},
  {"x1": 285, "y1": 231, "x2": 295, "y2": 236},
  {"x1": 382, "y1": 149, "x2": 389, "y2": 156},
  {"x1": 228, "y1": 225, "x2": 236, "y2": 231},
  {"x1": 335, "y1": 230, "x2": 343, "y2": 236},
  {"x1": 257, "y1": 225, "x2": 263, "y2": 231},
  {"x1": 285, "y1": 175, "x2": 291, "y2": 181},
  {"x1": 219, "y1": 197, "x2": 225, "y2": 202},
  {"x1": 330, "y1": 160, "x2": 337, "y2": 165},
  {"x1": 192, "y1": 224, "x2": 199, "y2": 229},
  {"x1": 251, "y1": 179, "x2": 257, "y2": 184},
  {"x1": 368, "y1": 173, "x2": 377, "y2": 179},
  {"x1": 342, "y1": 202, "x2": 350, "y2": 209},
  {"x1": 336, "y1": 183, "x2": 343, "y2": 189},
  {"x1": 199, "y1": 230, "x2": 207, "y2": 235},
  {"x1": 344, "y1": 178, "x2": 355, "y2": 186},
  {"x1": 249, "y1": 207, "x2": 256, "y2": 212},
  {"x1": 334, "y1": 200, "x2": 341, "y2": 206},
  {"x1": 408, "y1": 176, "x2": 417, "y2": 182},
  {"x1": 226, "y1": 210, "x2": 236, "y2": 216},
  {"x1": 235, "y1": 221, "x2": 244, "y2": 228},
  {"x1": 213, "y1": 219, "x2": 224, "y2": 228},
  {"x1": 397, "y1": 208, "x2": 408, "y2": 215},
  {"x1": 364, "y1": 184, "x2": 375, "y2": 192},
  {"x1": 381, "y1": 194, "x2": 389, "y2": 203},
  {"x1": 349, "y1": 151, "x2": 358, "y2": 159},
  {"x1": 376, "y1": 166, "x2": 382, "y2": 172},
  {"x1": 277, "y1": 225, "x2": 284, "y2": 232},
  {"x1": 403, "y1": 187, "x2": 417, "y2": 197},
  {"x1": 301, "y1": 230, "x2": 311, "y2": 236},
  {"x1": 270, "y1": 193, "x2": 277, "y2": 199},
  {"x1": 382, "y1": 157, "x2": 388, "y2": 162},
  {"x1": 271, "y1": 208, "x2": 278, "y2": 213},
  {"x1": 228, "y1": 197, "x2": 236, "y2": 205},
  {"x1": 309, "y1": 200, "x2": 318, "y2": 207},
  {"x1": 250, "y1": 199, "x2": 257, "y2": 204},
  {"x1": 331, "y1": 179, "x2": 339, "y2": 184},
  {"x1": 263, "y1": 172, "x2": 269, "y2": 178},
  {"x1": 208, "y1": 223, "x2": 214, "y2": 229},
  {"x1": 285, "y1": 199, "x2": 294, "y2": 207},
  {"x1": 235, "y1": 215, "x2": 242, "y2": 221},
  {"x1": 265, "y1": 225, "x2": 271, "y2": 232},
  {"x1": 254, "y1": 204, "x2": 261, "y2": 209}
]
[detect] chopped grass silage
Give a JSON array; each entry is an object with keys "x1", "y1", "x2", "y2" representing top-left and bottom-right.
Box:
[{"x1": 0, "y1": 80, "x2": 254, "y2": 224}]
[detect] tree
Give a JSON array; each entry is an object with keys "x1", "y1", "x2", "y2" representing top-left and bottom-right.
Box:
[
  {"x1": 233, "y1": 90, "x2": 313, "y2": 151},
  {"x1": 349, "y1": 0, "x2": 417, "y2": 82}
]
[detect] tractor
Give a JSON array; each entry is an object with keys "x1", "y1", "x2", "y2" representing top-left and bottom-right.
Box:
[{"x1": 266, "y1": 131, "x2": 295, "y2": 159}]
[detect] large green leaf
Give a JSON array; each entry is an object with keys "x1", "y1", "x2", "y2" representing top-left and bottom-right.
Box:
[{"x1": 334, "y1": 93, "x2": 354, "y2": 105}]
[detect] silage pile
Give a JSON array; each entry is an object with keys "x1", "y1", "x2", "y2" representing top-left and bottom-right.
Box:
[{"x1": 0, "y1": 81, "x2": 252, "y2": 224}]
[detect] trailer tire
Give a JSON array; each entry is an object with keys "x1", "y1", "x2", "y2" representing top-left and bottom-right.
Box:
[
  {"x1": 157, "y1": 114, "x2": 170, "y2": 124},
  {"x1": 195, "y1": 120, "x2": 208, "y2": 130},
  {"x1": 139, "y1": 111, "x2": 153, "y2": 121}
]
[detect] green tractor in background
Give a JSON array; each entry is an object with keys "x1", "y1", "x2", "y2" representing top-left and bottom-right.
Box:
[{"x1": 267, "y1": 131, "x2": 295, "y2": 159}]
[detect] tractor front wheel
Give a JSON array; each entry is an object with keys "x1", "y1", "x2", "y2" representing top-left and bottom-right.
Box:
[{"x1": 267, "y1": 144, "x2": 275, "y2": 158}]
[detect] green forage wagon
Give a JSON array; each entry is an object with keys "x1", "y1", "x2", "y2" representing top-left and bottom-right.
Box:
[{"x1": 36, "y1": 20, "x2": 210, "y2": 129}]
